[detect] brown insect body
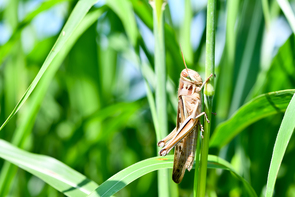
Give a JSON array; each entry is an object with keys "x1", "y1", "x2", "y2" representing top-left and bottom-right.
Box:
[
  {"x1": 158, "y1": 68, "x2": 211, "y2": 183},
  {"x1": 173, "y1": 69, "x2": 202, "y2": 183}
]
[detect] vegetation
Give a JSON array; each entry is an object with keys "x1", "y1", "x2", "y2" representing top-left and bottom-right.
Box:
[{"x1": 0, "y1": 0, "x2": 294, "y2": 196}]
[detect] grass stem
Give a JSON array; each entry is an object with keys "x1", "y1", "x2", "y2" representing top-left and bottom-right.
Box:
[{"x1": 195, "y1": 0, "x2": 216, "y2": 196}]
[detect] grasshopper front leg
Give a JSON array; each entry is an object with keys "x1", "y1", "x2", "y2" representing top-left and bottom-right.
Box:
[{"x1": 196, "y1": 73, "x2": 214, "y2": 92}]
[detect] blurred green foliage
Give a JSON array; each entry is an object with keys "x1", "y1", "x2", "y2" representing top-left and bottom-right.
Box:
[{"x1": 0, "y1": 0, "x2": 294, "y2": 196}]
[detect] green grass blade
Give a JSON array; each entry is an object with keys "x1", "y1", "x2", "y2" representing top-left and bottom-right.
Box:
[
  {"x1": 262, "y1": 0, "x2": 271, "y2": 30},
  {"x1": 11, "y1": 7, "x2": 106, "y2": 147},
  {"x1": 215, "y1": 0, "x2": 239, "y2": 122},
  {"x1": 155, "y1": 0, "x2": 164, "y2": 23},
  {"x1": 207, "y1": 156, "x2": 257, "y2": 197},
  {"x1": 210, "y1": 89, "x2": 295, "y2": 148},
  {"x1": 87, "y1": 155, "x2": 256, "y2": 197},
  {"x1": 0, "y1": 0, "x2": 68, "y2": 64},
  {"x1": 130, "y1": 0, "x2": 153, "y2": 30},
  {"x1": 0, "y1": 0, "x2": 98, "y2": 131},
  {"x1": 248, "y1": 34, "x2": 294, "y2": 100},
  {"x1": 179, "y1": 0, "x2": 193, "y2": 64},
  {"x1": 196, "y1": 0, "x2": 216, "y2": 195},
  {"x1": 0, "y1": 8, "x2": 106, "y2": 196},
  {"x1": 153, "y1": 1, "x2": 167, "y2": 148},
  {"x1": 140, "y1": 63, "x2": 159, "y2": 133},
  {"x1": 266, "y1": 94, "x2": 295, "y2": 196},
  {"x1": 277, "y1": 0, "x2": 295, "y2": 33},
  {"x1": 0, "y1": 139, "x2": 98, "y2": 196},
  {"x1": 229, "y1": 0, "x2": 262, "y2": 115},
  {"x1": 131, "y1": 0, "x2": 184, "y2": 81},
  {"x1": 106, "y1": 0, "x2": 138, "y2": 46},
  {"x1": 152, "y1": 2, "x2": 169, "y2": 197}
]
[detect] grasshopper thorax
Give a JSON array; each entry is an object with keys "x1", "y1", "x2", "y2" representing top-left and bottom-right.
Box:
[{"x1": 180, "y1": 69, "x2": 203, "y2": 86}]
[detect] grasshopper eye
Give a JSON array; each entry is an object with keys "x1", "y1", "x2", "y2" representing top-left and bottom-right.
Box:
[
  {"x1": 181, "y1": 70, "x2": 193, "y2": 81},
  {"x1": 182, "y1": 71, "x2": 188, "y2": 77}
]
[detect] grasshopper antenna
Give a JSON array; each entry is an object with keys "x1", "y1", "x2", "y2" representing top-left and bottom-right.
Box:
[{"x1": 180, "y1": 45, "x2": 192, "y2": 80}]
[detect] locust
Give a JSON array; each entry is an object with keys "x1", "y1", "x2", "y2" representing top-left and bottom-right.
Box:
[{"x1": 157, "y1": 52, "x2": 213, "y2": 183}]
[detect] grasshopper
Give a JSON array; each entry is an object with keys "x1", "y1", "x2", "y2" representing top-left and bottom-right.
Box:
[{"x1": 157, "y1": 52, "x2": 213, "y2": 183}]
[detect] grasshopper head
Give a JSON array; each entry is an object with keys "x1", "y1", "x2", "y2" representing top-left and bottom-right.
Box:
[{"x1": 180, "y1": 69, "x2": 203, "y2": 86}]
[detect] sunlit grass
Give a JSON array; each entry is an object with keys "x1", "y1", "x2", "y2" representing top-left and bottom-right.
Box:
[{"x1": 0, "y1": 0, "x2": 295, "y2": 196}]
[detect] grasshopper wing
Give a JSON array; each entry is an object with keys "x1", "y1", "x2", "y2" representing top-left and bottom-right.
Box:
[{"x1": 172, "y1": 96, "x2": 199, "y2": 183}]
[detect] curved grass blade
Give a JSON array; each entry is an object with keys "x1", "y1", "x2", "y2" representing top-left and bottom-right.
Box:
[
  {"x1": 207, "y1": 156, "x2": 257, "y2": 197},
  {"x1": 266, "y1": 94, "x2": 295, "y2": 197},
  {"x1": 210, "y1": 90, "x2": 295, "y2": 148},
  {"x1": 87, "y1": 155, "x2": 257, "y2": 197},
  {"x1": 0, "y1": 139, "x2": 98, "y2": 196},
  {"x1": 11, "y1": 7, "x2": 106, "y2": 147},
  {"x1": 0, "y1": 0, "x2": 98, "y2": 131},
  {"x1": 0, "y1": 8, "x2": 106, "y2": 196}
]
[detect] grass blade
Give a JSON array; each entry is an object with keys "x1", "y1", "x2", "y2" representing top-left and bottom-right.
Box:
[
  {"x1": 0, "y1": 0, "x2": 68, "y2": 64},
  {"x1": 262, "y1": 0, "x2": 271, "y2": 30},
  {"x1": 0, "y1": 0, "x2": 98, "y2": 131},
  {"x1": 151, "y1": 1, "x2": 169, "y2": 196},
  {"x1": 179, "y1": 0, "x2": 193, "y2": 64},
  {"x1": 106, "y1": 0, "x2": 138, "y2": 46},
  {"x1": 87, "y1": 155, "x2": 256, "y2": 197},
  {"x1": 153, "y1": 0, "x2": 167, "y2": 149},
  {"x1": 266, "y1": 93, "x2": 295, "y2": 196},
  {"x1": 229, "y1": 0, "x2": 262, "y2": 115},
  {"x1": 277, "y1": 0, "x2": 295, "y2": 33},
  {"x1": 0, "y1": 139, "x2": 98, "y2": 196},
  {"x1": 215, "y1": 0, "x2": 239, "y2": 122},
  {"x1": 196, "y1": 0, "x2": 216, "y2": 195},
  {"x1": 210, "y1": 89, "x2": 295, "y2": 148},
  {"x1": 0, "y1": 8, "x2": 106, "y2": 196}
]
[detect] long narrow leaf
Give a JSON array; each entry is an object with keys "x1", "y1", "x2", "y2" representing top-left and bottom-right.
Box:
[
  {"x1": 266, "y1": 94, "x2": 295, "y2": 196},
  {"x1": 152, "y1": 1, "x2": 169, "y2": 197},
  {"x1": 0, "y1": 139, "x2": 98, "y2": 196},
  {"x1": 0, "y1": 8, "x2": 106, "y2": 195},
  {"x1": 0, "y1": 0, "x2": 98, "y2": 131},
  {"x1": 87, "y1": 155, "x2": 256, "y2": 197},
  {"x1": 229, "y1": 0, "x2": 262, "y2": 115},
  {"x1": 210, "y1": 89, "x2": 295, "y2": 148}
]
